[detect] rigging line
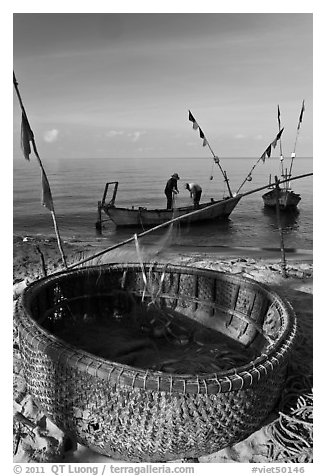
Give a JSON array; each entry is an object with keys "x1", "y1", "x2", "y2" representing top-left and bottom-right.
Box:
[
  {"x1": 189, "y1": 110, "x2": 233, "y2": 197},
  {"x1": 236, "y1": 127, "x2": 284, "y2": 195},
  {"x1": 203, "y1": 135, "x2": 233, "y2": 197}
]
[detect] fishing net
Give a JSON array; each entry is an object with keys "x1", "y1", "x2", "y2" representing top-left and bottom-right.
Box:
[
  {"x1": 267, "y1": 287, "x2": 313, "y2": 462},
  {"x1": 41, "y1": 292, "x2": 258, "y2": 375}
]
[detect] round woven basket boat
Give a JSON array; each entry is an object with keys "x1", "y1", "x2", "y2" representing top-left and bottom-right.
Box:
[{"x1": 15, "y1": 262, "x2": 297, "y2": 462}]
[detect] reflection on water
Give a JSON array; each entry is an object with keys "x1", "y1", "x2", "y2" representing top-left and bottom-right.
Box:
[
  {"x1": 262, "y1": 206, "x2": 300, "y2": 232},
  {"x1": 105, "y1": 217, "x2": 236, "y2": 248}
]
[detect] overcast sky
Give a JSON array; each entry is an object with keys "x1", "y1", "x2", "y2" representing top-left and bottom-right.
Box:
[{"x1": 13, "y1": 12, "x2": 313, "y2": 159}]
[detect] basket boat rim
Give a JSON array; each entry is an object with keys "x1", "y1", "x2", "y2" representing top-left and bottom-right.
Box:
[{"x1": 16, "y1": 262, "x2": 297, "y2": 395}]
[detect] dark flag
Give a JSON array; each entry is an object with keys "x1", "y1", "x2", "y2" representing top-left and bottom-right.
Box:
[
  {"x1": 188, "y1": 110, "x2": 199, "y2": 130},
  {"x1": 199, "y1": 127, "x2": 207, "y2": 146},
  {"x1": 265, "y1": 144, "x2": 272, "y2": 158},
  {"x1": 276, "y1": 127, "x2": 284, "y2": 141},
  {"x1": 41, "y1": 169, "x2": 54, "y2": 211},
  {"x1": 21, "y1": 112, "x2": 34, "y2": 160},
  {"x1": 277, "y1": 105, "x2": 281, "y2": 130},
  {"x1": 297, "y1": 100, "x2": 305, "y2": 130},
  {"x1": 271, "y1": 127, "x2": 284, "y2": 148}
]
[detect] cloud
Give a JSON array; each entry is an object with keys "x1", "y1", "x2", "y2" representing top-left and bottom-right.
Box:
[
  {"x1": 43, "y1": 129, "x2": 59, "y2": 143},
  {"x1": 104, "y1": 130, "x2": 145, "y2": 142},
  {"x1": 106, "y1": 130, "x2": 124, "y2": 138},
  {"x1": 128, "y1": 131, "x2": 146, "y2": 142}
]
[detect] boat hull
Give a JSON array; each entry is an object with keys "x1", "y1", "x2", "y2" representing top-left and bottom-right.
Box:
[
  {"x1": 262, "y1": 189, "x2": 301, "y2": 210},
  {"x1": 103, "y1": 196, "x2": 241, "y2": 227}
]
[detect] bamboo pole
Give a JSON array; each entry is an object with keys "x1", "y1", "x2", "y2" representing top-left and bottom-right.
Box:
[
  {"x1": 205, "y1": 141, "x2": 233, "y2": 197},
  {"x1": 13, "y1": 72, "x2": 67, "y2": 268},
  {"x1": 289, "y1": 100, "x2": 305, "y2": 179},
  {"x1": 274, "y1": 176, "x2": 287, "y2": 278},
  {"x1": 35, "y1": 245, "x2": 47, "y2": 277},
  {"x1": 68, "y1": 172, "x2": 312, "y2": 270},
  {"x1": 189, "y1": 111, "x2": 233, "y2": 197}
]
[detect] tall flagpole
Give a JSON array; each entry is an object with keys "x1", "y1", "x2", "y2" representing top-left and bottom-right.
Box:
[
  {"x1": 13, "y1": 72, "x2": 67, "y2": 268},
  {"x1": 277, "y1": 105, "x2": 285, "y2": 179},
  {"x1": 289, "y1": 100, "x2": 305, "y2": 179}
]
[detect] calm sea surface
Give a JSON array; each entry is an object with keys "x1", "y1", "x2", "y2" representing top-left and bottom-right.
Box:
[{"x1": 13, "y1": 157, "x2": 313, "y2": 250}]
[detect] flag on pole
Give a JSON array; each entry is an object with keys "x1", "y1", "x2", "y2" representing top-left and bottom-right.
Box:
[
  {"x1": 297, "y1": 100, "x2": 305, "y2": 130},
  {"x1": 199, "y1": 127, "x2": 208, "y2": 146},
  {"x1": 41, "y1": 168, "x2": 54, "y2": 211},
  {"x1": 188, "y1": 110, "x2": 209, "y2": 146},
  {"x1": 265, "y1": 144, "x2": 272, "y2": 158},
  {"x1": 188, "y1": 110, "x2": 199, "y2": 130},
  {"x1": 261, "y1": 128, "x2": 284, "y2": 162},
  {"x1": 277, "y1": 105, "x2": 281, "y2": 131},
  {"x1": 276, "y1": 127, "x2": 284, "y2": 141},
  {"x1": 21, "y1": 112, "x2": 34, "y2": 160},
  {"x1": 271, "y1": 127, "x2": 284, "y2": 148}
]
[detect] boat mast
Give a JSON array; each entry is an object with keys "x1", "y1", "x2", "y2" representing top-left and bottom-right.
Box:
[
  {"x1": 277, "y1": 105, "x2": 285, "y2": 183},
  {"x1": 188, "y1": 110, "x2": 233, "y2": 197},
  {"x1": 288, "y1": 100, "x2": 305, "y2": 181}
]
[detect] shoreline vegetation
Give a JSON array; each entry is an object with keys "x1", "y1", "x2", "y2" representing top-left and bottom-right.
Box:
[{"x1": 13, "y1": 234, "x2": 313, "y2": 463}]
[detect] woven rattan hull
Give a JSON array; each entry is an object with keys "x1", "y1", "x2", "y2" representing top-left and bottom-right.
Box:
[{"x1": 15, "y1": 263, "x2": 296, "y2": 462}]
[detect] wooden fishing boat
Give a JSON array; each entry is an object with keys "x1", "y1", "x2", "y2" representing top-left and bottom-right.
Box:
[
  {"x1": 262, "y1": 180, "x2": 301, "y2": 210},
  {"x1": 97, "y1": 181, "x2": 241, "y2": 228},
  {"x1": 96, "y1": 110, "x2": 242, "y2": 229},
  {"x1": 262, "y1": 102, "x2": 305, "y2": 211},
  {"x1": 236, "y1": 102, "x2": 306, "y2": 212}
]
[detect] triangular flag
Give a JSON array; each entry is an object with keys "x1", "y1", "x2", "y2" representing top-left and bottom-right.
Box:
[
  {"x1": 188, "y1": 110, "x2": 199, "y2": 130},
  {"x1": 261, "y1": 151, "x2": 267, "y2": 163},
  {"x1": 199, "y1": 127, "x2": 205, "y2": 139},
  {"x1": 41, "y1": 169, "x2": 54, "y2": 211},
  {"x1": 271, "y1": 137, "x2": 278, "y2": 149},
  {"x1": 265, "y1": 144, "x2": 272, "y2": 158},
  {"x1": 21, "y1": 113, "x2": 34, "y2": 160},
  {"x1": 276, "y1": 127, "x2": 284, "y2": 141},
  {"x1": 202, "y1": 138, "x2": 208, "y2": 147},
  {"x1": 297, "y1": 100, "x2": 305, "y2": 130}
]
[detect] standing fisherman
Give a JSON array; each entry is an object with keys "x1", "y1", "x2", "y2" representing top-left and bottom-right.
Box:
[{"x1": 164, "y1": 173, "x2": 180, "y2": 210}]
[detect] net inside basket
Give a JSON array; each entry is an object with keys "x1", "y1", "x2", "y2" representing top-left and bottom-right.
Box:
[{"x1": 24, "y1": 262, "x2": 293, "y2": 379}]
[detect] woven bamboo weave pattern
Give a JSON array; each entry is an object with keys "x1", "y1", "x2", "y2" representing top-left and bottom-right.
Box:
[{"x1": 15, "y1": 263, "x2": 296, "y2": 462}]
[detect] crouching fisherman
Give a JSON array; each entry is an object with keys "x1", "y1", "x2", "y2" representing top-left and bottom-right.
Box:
[{"x1": 185, "y1": 182, "x2": 202, "y2": 208}]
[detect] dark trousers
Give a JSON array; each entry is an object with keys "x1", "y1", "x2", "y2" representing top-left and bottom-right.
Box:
[
  {"x1": 193, "y1": 190, "x2": 202, "y2": 207},
  {"x1": 165, "y1": 192, "x2": 173, "y2": 210}
]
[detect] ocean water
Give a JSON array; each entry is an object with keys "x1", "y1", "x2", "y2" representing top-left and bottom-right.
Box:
[{"x1": 13, "y1": 156, "x2": 313, "y2": 250}]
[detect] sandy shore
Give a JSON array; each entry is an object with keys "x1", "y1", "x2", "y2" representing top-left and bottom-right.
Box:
[{"x1": 13, "y1": 235, "x2": 313, "y2": 464}]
